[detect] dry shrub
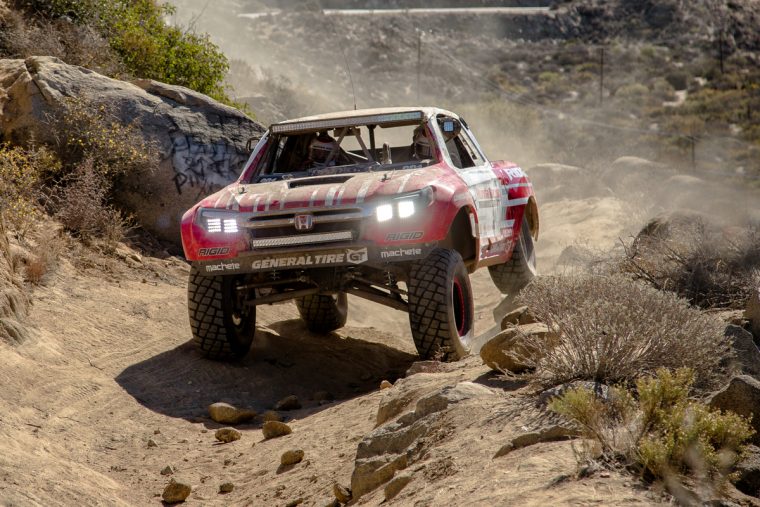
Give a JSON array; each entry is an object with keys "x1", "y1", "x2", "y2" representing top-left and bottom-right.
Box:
[
  {"x1": 23, "y1": 228, "x2": 66, "y2": 285},
  {"x1": 551, "y1": 369, "x2": 754, "y2": 499},
  {"x1": 0, "y1": 8, "x2": 122, "y2": 76},
  {"x1": 516, "y1": 274, "x2": 729, "y2": 389},
  {"x1": 0, "y1": 143, "x2": 54, "y2": 235},
  {"x1": 0, "y1": 219, "x2": 29, "y2": 344},
  {"x1": 54, "y1": 158, "x2": 131, "y2": 245},
  {"x1": 622, "y1": 213, "x2": 760, "y2": 309}
]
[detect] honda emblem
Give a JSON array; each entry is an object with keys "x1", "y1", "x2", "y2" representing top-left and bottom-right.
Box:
[{"x1": 294, "y1": 214, "x2": 314, "y2": 231}]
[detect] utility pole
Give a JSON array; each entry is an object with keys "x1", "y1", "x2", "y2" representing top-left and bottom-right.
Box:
[
  {"x1": 416, "y1": 31, "x2": 422, "y2": 104},
  {"x1": 599, "y1": 46, "x2": 605, "y2": 106}
]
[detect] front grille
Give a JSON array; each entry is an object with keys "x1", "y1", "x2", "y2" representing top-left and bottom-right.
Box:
[{"x1": 242, "y1": 207, "x2": 366, "y2": 249}]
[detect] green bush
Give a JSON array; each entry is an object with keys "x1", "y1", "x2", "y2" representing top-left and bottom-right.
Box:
[
  {"x1": 9, "y1": 0, "x2": 232, "y2": 104},
  {"x1": 551, "y1": 368, "x2": 754, "y2": 490}
]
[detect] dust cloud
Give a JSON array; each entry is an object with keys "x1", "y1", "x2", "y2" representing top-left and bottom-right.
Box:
[{"x1": 169, "y1": 0, "x2": 758, "y2": 330}]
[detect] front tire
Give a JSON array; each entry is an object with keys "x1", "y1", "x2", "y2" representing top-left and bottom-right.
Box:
[
  {"x1": 296, "y1": 293, "x2": 348, "y2": 333},
  {"x1": 489, "y1": 216, "x2": 537, "y2": 295},
  {"x1": 187, "y1": 266, "x2": 255, "y2": 361},
  {"x1": 408, "y1": 248, "x2": 474, "y2": 361}
]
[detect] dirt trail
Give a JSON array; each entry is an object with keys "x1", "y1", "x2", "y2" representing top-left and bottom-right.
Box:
[{"x1": 0, "y1": 181, "x2": 646, "y2": 506}]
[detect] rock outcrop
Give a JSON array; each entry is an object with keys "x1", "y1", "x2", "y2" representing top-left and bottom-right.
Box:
[
  {"x1": 351, "y1": 381, "x2": 493, "y2": 499},
  {"x1": 0, "y1": 56, "x2": 265, "y2": 244}
]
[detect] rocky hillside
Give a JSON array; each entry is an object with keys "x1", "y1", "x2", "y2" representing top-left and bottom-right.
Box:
[{"x1": 175, "y1": 0, "x2": 760, "y2": 179}]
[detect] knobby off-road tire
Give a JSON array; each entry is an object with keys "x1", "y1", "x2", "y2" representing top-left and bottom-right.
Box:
[
  {"x1": 187, "y1": 266, "x2": 255, "y2": 361},
  {"x1": 489, "y1": 217, "x2": 537, "y2": 296},
  {"x1": 296, "y1": 293, "x2": 348, "y2": 333},
  {"x1": 408, "y1": 248, "x2": 474, "y2": 361}
]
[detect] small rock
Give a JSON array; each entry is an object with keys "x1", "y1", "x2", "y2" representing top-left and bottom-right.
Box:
[
  {"x1": 219, "y1": 482, "x2": 234, "y2": 493},
  {"x1": 275, "y1": 395, "x2": 302, "y2": 411},
  {"x1": 147, "y1": 438, "x2": 158, "y2": 448},
  {"x1": 281, "y1": 449, "x2": 305, "y2": 466},
  {"x1": 262, "y1": 410, "x2": 282, "y2": 422},
  {"x1": 179, "y1": 439, "x2": 189, "y2": 443},
  {"x1": 160, "y1": 465, "x2": 175, "y2": 476},
  {"x1": 262, "y1": 421, "x2": 292, "y2": 439},
  {"x1": 499, "y1": 305, "x2": 537, "y2": 329},
  {"x1": 215, "y1": 427, "x2": 242, "y2": 443},
  {"x1": 162, "y1": 478, "x2": 192, "y2": 504},
  {"x1": 384, "y1": 472, "x2": 412, "y2": 501},
  {"x1": 154, "y1": 429, "x2": 161, "y2": 435},
  {"x1": 285, "y1": 499, "x2": 303, "y2": 507},
  {"x1": 223, "y1": 458, "x2": 232, "y2": 466},
  {"x1": 380, "y1": 380, "x2": 393, "y2": 390},
  {"x1": 208, "y1": 402, "x2": 257, "y2": 424},
  {"x1": 333, "y1": 483, "x2": 352, "y2": 503}
]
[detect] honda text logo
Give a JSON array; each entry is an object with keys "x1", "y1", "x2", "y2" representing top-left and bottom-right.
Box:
[{"x1": 294, "y1": 214, "x2": 314, "y2": 231}]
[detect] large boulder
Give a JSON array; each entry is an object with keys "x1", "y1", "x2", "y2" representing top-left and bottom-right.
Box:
[{"x1": 0, "y1": 56, "x2": 265, "y2": 244}]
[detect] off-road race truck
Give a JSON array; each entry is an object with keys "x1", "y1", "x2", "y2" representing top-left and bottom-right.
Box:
[{"x1": 181, "y1": 107, "x2": 539, "y2": 362}]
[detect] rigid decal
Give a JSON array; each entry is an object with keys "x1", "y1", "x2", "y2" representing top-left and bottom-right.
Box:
[
  {"x1": 198, "y1": 247, "x2": 230, "y2": 257},
  {"x1": 386, "y1": 231, "x2": 424, "y2": 241}
]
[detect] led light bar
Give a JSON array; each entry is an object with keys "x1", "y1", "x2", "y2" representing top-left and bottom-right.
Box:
[
  {"x1": 271, "y1": 111, "x2": 424, "y2": 134},
  {"x1": 251, "y1": 231, "x2": 353, "y2": 249}
]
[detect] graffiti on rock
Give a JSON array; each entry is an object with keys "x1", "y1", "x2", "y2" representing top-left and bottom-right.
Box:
[{"x1": 170, "y1": 135, "x2": 248, "y2": 198}]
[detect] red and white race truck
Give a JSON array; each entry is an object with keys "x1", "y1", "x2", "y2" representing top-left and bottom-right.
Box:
[{"x1": 181, "y1": 107, "x2": 538, "y2": 361}]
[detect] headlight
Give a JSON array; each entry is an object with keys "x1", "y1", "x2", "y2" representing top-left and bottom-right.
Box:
[
  {"x1": 374, "y1": 187, "x2": 434, "y2": 222},
  {"x1": 198, "y1": 209, "x2": 239, "y2": 234},
  {"x1": 397, "y1": 200, "x2": 415, "y2": 218},
  {"x1": 376, "y1": 204, "x2": 394, "y2": 222}
]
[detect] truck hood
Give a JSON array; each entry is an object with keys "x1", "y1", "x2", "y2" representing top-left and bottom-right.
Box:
[{"x1": 199, "y1": 166, "x2": 451, "y2": 212}]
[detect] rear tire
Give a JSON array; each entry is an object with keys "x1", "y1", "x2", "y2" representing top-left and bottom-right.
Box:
[
  {"x1": 408, "y1": 248, "x2": 474, "y2": 361},
  {"x1": 489, "y1": 216, "x2": 537, "y2": 295},
  {"x1": 296, "y1": 293, "x2": 348, "y2": 333},
  {"x1": 187, "y1": 266, "x2": 255, "y2": 361}
]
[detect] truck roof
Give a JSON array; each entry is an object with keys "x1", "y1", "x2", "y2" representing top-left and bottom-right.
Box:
[{"x1": 269, "y1": 106, "x2": 460, "y2": 134}]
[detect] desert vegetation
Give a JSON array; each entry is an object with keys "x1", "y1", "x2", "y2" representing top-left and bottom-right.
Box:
[
  {"x1": 1, "y1": 0, "x2": 234, "y2": 104},
  {"x1": 551, "y1": 369, "x2": 754, "y2": 495}
]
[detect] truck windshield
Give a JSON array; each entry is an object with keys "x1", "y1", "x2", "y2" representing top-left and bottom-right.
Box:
[{"x1": 247, "y1": 122, "x2": 438, "y2": 183}]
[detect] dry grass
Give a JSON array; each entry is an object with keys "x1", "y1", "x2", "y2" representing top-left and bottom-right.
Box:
[
  {"x1": 0, "y1": 219, "x2": 29, "y2": 344},
  {"x1": 23, "y1": 227, "x2": 66, "y2": 286},
  {"x1": 516, "y1": 274, "x2": 730, "y2": 389},
  {"x1": 621, "y1": 213, "x2": 760, "y2": 310}
]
